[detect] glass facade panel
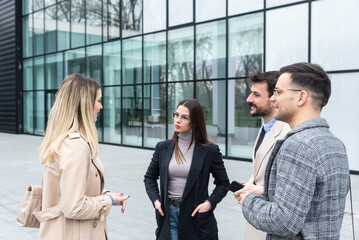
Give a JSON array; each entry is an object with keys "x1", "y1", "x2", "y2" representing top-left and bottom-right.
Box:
[
  {"x1": 86, "y1": 44, "x2": 102, "y2": 82},
  {"x1": 65, "y1": 48, "x2": 85, "y2": 75},
  {"x1": 23, "y1": 59, "x2": 33, "y2": 91},
  {"x1": 144, "y1": 32, "x2": 166, "y2": 83},
  {"x1": 322, "y1": 73, "x2": 359, "y2": 171},
  {"x1": 123, "y1": 37, "x2": 142, "y2": 84},
  {"x1": 23, "y1": 15, "x2": 33, "y2": 57},
  {"x1": 34, "y1": 91, "x2": 45, "y2": 134},
  {"x1": 86, "y1": 0, "x2": 103, "y2": 44},
  {"x1": 228, "y1": 0, "x2": 263, "y2": 15},
  {"x1": 266, "y1": 4, "x2": 308, "y2": 71},
  {"x1": 33, "y1": 10, "x2": 44, "y2": 55},
  {"x1": 312, "y1": 0, "x2": 359, "y2": 71},
  {"x1": 196, "y1": 21, "x2": 226, "y2": 80},
  {"x1": 167, "y1": 82, "x2": 194, "y2": 138},
  {"x1": 227, "y1": 79, "x2": 261, "y2": 158},
  {"x1": 34, "y1": 56, "x2": 45, "y2": 90},
  {"x1": 104, "y1": 87, "x2": 122, "y2": 144},
  {"x1": 57, "y1": 1, "x2": 70, "y2": 51},
  {"x1": 168, "y1": 27, "x2": 194, "y2": 81},
  {"x1": 169, "y1": 0, "x2": 193, "y2": 27},
  {"x1": 46, "y1": 53, "x2": 63, "y2": 90},
  {"x1": 104, "y1": 41, "x2": 121, "y2": 85},
  {"x1": 45, "y1": 0, "x2": 56, "y2": 7},
  {"x1": 143, "y1": 0, "x2": 166, "y2": 33},
  {"x1": 196, "y1": 0, "x2": 225, "y2": 23},
  {"x1": 71, "y1": 0, "x2": 85, "y2": 48},
  {"x1": 23, "y1": 0, "x2": 32, "y2": 14},
  {"x1": 144, "y1": 84, "x2": 166, "y2": 147},
  {"x1": 33, "y1": 0, "x2": 44, "y2": 11},
  {"x1": 196, "y1": 80, "x2": 226, "y2": 153},
  {"x1": 267, "y1": 0, "x2": 301, "y2": 8},
  {"x1": 122, "y1": 85, "x2": 142, "y2": 146},
  {"x1": 45, "y1": 6, "x2": 57, "y2": 53},
  {"x1": 107, "y1": 0, "x2": 121, "y2": 39},
  {"x1": 23, "y1": 92, "x2": 34, "y2": 134},
  {"x1": 228, "y1": 13, "x2": 263, "y2": 78},
  {"x1": 122, "y1": 0, "x2": 142, "y2": 37}
]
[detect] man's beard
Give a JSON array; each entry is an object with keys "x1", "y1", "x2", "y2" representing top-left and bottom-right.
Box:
[{"x1": 249, "y1": 103, "x2": 272, "y2": 117}]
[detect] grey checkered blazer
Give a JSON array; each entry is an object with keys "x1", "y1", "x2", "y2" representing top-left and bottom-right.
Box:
[{"x1": 242, "y1": 118, "x2": 350, "y2": 240}]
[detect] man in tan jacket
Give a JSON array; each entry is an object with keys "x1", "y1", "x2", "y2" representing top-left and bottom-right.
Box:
[{"x1": 236, "y1": 71, "x2": 290, "y2": 240}]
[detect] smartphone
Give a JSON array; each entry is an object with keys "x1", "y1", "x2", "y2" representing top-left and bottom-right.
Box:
[{"x1": 229, "y1": 180, "x2": 245, "y2": 192}]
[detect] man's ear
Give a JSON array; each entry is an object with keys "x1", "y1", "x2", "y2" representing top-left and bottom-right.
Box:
[{"x1": 297, "y1": 90, "x2": 308, "y2": 106}]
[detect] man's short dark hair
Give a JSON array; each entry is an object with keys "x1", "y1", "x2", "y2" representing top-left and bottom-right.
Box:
[
  {"x1": 248, "y1": 71, "x2": 280, "y2": 97},
  {"x1": 279, "y1": 62, "x2": 331, "y2": 109}
]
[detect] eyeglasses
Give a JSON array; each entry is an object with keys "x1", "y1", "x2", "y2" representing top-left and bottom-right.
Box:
[
  {"x1": 171, "y1": 112, "x2": 190, "y2": 122},
  {"x1": 273, "y1": 88, "x2": 302, "y2": 96}
]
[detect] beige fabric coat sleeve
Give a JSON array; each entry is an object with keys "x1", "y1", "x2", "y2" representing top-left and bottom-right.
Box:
[{"x1": 59, "y1": 136, "x2": 111, "y2": 219}]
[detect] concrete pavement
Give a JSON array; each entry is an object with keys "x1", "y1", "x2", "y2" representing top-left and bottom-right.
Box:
[{"x1": 0, "y1": 132, "x2": 358, "y2": 239}]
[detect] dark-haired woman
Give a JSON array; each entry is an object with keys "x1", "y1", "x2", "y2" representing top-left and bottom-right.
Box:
[{"x1": 144, "y1": 98, "x2": 229, "y2": 240}]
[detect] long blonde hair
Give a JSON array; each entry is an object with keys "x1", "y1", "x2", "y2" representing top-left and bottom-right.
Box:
[{"x1": 40, "y1": 74, "x2": 100, "y2": 164}]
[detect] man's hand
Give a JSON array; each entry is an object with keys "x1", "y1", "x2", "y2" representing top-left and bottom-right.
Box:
[{"x1": 233, "y1": 182, "x2": 264, "y2": 206}]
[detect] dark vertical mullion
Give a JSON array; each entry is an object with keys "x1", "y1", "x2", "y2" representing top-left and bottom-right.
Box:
[
  {"x1": 55, "y1": 3, "x2": 58, "y2": 52},
  {"x1": 106, "y1": 0, "x2": 110, "y2": 40},
  {"x1": 141, "y1": 34, "x2": 144, "y2": 147},
  {"x1": 69, "y1": 0, "x2": 72, "y2": 49},
  {"x1": 31, "y1": 11, "x2": 36, "y2": 134},
  {"x1": 42, "y1": 4, "x2": 47, "y2": 129},
  {"x1": 120, "y1": 33, "x2": 124, "y2": 144},
  {"x1": 165, "y1": 0, "x2": 169, "y2": 140},
  {"x1": 16, "y1": 0, "x2": 24, "y2": 133},
  {"x1": 100, "y1": 43, "x2": 104, "y2": 142},
  {"x1": 225, "y1": 0, "x2": 229, "y2": 157},
  {"x1": 119, "y1": 0, "x2": 122, "y2": 38},
  {"x1": 84, "y1": 0, "x2": 87, "y2": 74},
  {"x1": 193, "y1": 0, "x2": 196, "y2": 99},
  {"x1": 308, "y1": 0, "x2": 311, "y2": 63},
  {"x1": 263, "y1": 0, "x2": 266, "y2": 72}
]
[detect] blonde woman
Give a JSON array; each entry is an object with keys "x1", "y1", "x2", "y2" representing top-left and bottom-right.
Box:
[{"x1": 36, "y1": 74, "x2": 129, "y2": 240}]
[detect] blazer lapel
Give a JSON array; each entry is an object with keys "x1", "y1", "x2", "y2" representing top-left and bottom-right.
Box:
[
  {"x1": 181, "y1": 144, "x2": 206, "y2": 203},
  {"x1": 253, "y1": 122, "x2": 282, "y2": 180},
  {"x1": 264, "y1": 138, "x2": 285, "y2": 196}
]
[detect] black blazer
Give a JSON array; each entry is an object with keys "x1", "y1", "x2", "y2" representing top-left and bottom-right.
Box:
[{"x1": 144, "y1": 140, "x2": 230, "y2": 240}]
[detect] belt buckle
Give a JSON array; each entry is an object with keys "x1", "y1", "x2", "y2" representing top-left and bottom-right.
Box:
[{"x1": 171, "y1": 198, "x2": 181, "y2": 207}]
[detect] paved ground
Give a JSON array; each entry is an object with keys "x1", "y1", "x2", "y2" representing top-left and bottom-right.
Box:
[{"x1": 0, "y1": 132, "x2": 358, "y2": 240}]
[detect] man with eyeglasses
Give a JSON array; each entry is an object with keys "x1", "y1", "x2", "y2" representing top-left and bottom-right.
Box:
[
  {"x1": 236, "y1": 63, "x2": 349, "y2": 239},
  {"x1": 233, "y1": 71, "x2": 290, "y2": 240}
]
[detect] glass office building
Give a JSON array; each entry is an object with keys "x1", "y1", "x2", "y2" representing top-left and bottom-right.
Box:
[{"x1": 20, "y1": 0, "x2": 359, "y2": 171}]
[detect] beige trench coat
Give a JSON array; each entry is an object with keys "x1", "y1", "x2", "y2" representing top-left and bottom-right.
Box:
[
  {"x1": 245, "y1": 121, "x2": 290, "y2": 240},
  {"x1": 36, "y1": 132, "x2": 112, "y2": 240}
]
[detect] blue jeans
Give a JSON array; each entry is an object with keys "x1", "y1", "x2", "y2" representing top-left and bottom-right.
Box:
[{"x1": 169, "y1": 204, "x2": 179, "y2": 240}]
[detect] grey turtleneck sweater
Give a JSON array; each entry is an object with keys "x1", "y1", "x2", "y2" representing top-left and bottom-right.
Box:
[{"x1": 168, "y1": 132, "x2": 195, "y2": 198}]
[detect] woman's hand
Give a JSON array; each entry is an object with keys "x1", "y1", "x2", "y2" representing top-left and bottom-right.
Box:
[
  {"x1": 191, "y1": 201, "x2": 211, "y2": 216},
  {"x1": 154, "y1": 199, "x2": 164, "y2": 216},
  {"x1": 105, "y1": 192, "x2": 130, "y2": 213}
]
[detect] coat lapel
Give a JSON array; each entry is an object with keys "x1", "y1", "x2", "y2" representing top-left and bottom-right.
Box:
[
  {"x1": 161, "y1": 141, "x2": 174, "y2": 203},
  {"x1": 181, "y1": 144, "x2": 206, "y2": 203},
  {"x1": 253, "y1": 122, "x2": 282, "y2": 180},
  {"x1": 264, "y1": 138, "x2": 285, "y2": 196}
]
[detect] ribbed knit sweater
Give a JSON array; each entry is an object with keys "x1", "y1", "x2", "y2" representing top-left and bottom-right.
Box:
[{"x1": 168, "y1": 131, "x2": 194, "y2": 198}]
